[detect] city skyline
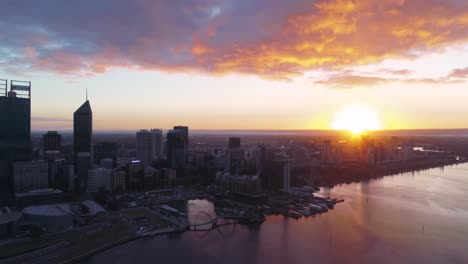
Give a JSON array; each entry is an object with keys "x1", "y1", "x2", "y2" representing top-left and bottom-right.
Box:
[{"x1": 2, "y1": 0, "x2": 468, "y2": 131}]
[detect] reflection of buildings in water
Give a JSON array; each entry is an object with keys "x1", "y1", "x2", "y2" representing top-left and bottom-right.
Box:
[{"x1": 278, "y1": 216, "x2": 290, "y2": 263}]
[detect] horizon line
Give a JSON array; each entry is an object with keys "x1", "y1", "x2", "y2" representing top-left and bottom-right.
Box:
[{"x1": 31, "y1": 128, "x2": 468, "y2": 133}]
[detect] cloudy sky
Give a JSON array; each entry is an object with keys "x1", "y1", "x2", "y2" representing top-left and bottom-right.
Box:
[{"x1": 2, "y1": 0, "x2": 468, "y2": 130}]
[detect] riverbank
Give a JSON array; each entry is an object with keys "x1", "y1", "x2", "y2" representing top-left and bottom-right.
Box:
[{"x1": 318, "y1": 156, "x2": 466, "y2": 187}]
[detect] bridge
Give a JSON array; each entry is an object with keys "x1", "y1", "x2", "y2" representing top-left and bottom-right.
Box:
[{"x1": 188, "y1": 211, "x2": 237, "y2": 231}]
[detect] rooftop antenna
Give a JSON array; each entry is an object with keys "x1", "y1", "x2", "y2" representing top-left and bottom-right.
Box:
[{"x1": 86, "y1": 88, "x2": 88, "y2": 101}]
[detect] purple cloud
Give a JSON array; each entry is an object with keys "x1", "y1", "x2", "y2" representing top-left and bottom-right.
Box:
[{"x1": 2, "y1": 0, "x2": 468, "y2": 79}]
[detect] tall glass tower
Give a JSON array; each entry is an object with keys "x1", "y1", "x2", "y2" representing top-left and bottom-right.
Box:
[
  {"x1": 73, "y1": 100, "x2": 93, "y2": 162},
  {"x1": 0, "y1": 80, "x2": 32, "y2": 194}
]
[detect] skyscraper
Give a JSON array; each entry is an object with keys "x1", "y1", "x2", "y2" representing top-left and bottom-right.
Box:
[
  {"x1": 136, "y1": 129, "x2": 163, "y2": 166},
  {"x1": 173, "y1": 126, "x2": 188, "y2": 150},
  {"x1": 0, "y1": 79, "x2": 31, "y2": 194},
  {"x1": 151, "y1": 129, "x2": 163, "y2": 160},
  {"x1": 136, "y1": 129, "x2": 153, "y2": 166},
  {"x1": 43, "y1": 131, "x2": 61, "y2": 152},
  {"x1": 166, "y1": 130, "x2": 185, "y2": 169},
  {"x1": 76, "y1": 152, "x2": 91, "y2": 193},
  {"x1": 73, "y1": 100, "x2": 93, "y2": 163},
  {"x1": 226, "y1": 137, "x2": 243, "y2": 174}
]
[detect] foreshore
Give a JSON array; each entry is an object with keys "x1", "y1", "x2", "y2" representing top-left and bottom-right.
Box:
[{"x1": 318, "y1": 156, "x2": 466, "y2": 187}]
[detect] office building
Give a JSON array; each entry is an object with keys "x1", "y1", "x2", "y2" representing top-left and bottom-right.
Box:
[
  {"x1": 0, "y1": 207, "x2": 22, "y2": 239},
  {"x1": 76, "y1": 152, "x2": 92, "y2": 192},
  {"x1": 136, "y1": 129, "x2": 153, "y2": 166},
  {"x1": 257, "y1": 144, "x2": 285, "y2": 191},
  {"x1": 101, "y1": 158, "x2": 114, "y2": 169},
  {"x1": 143, "y1": 166, "x2": 159, "y2": 188},
  {"x1": 64, "y1": 165, "x2": 75, "y2": 192},
  {"x1": 229, "y1": 137, "x2": 241, "y2": 149},
  {"x1": 111, "y1": 170, "x2": 126, "y2": 193},
  {"x1": 166, "y1": 130, "x2": 185, "y2": 170},
  {"x1": 15, "y1": 189, "x2": 63, "y2": 208},
  {"x1": 126, "y1": 160, "x2": 144, "y2": 190},
  {"x1": 0, "y1": 80, "x2": 31, "y2": 194},
  {"x1": 43, "y1": 131, "x2": 61, "y2": 152},
  {"x1": 87, "y1": 168, "x2": 112, "y2": 193},
  {"x1": 73, "y1": 99, "x2": 92, "y2": 163},
  {"x1": 151, "y1": 129, "x2": 163, "y2": 160},
  {"x1": 94, "y1": 141, "x2": 118, "y2": 167},
  {"x1": 321, "y1": 140, "x2": 331, "y2": 165},
  {"x1": 226, "y1": 148, "x2": 244, "y2": 175},
  {"x1": 361, "y1": 135, "x2": 376, "y2": 166},
  {"x1": 22, "y1": 204, "x2": 73, "y2": 231},
  {"x1": 13, "y1": 161, "x2": 49, "y2": 192},
  {"x1": 46, "y1": 158, "x2": 65, "y2": 188},
  {"x1": 173, "y1": 126, "x2": 188, "y2": 150},
  {"x1": 282, "y1": 161, "x2": 291, "y2": 193}
]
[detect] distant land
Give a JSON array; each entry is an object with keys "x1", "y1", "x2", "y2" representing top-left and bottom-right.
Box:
[{"x1": 31, "y1": 129, "x2": 468, "y2": 137}]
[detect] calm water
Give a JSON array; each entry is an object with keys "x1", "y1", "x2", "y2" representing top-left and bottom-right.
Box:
[{"x1": 84, "y1": 163, "x2": 468, "y2": 264}]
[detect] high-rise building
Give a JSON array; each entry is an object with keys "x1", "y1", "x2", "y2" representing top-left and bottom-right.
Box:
[
  {"x1": 76, "y1": 152, "x2": 92, "y2": 193},
  {"x1": 166, "y1": 130, "x2": 185, "y2": 169},
  {"x1": 87, "y1": 168, "x2": 112, "y2": 193},
  {"x1": 282, "y1": 161, "x2": 291, "y2": 193},
  {"x1": 0, "y1": 80, "x2": 32, "y2": 194},
  {"x1": 126, "y1": 160, "x2": 144, "y2": 190},
  {"x1": 13, "y1": 161, "x2": 49, "y2": 193},
  {"x1": 136, "y1": 129, "x2": 163, "y2": 166},
  {"x1": 94, "y1": 141, "x2": 118, "y2": 167},
  {"x1": 361, "y1": 135, "x2": 376, "y2": 166},
  {"x1": 101, "y1": 158, "x2": 114, "y2": 169},
  {"x1": 73, "y1": 100, "x2": 92, "y2": 164},
  {"x1": 151, "y1": 129, "x2": 163, "y2": 160},
  {"x1": 321, "y1": 140, "x2": 331, "y2": 165},
  {"x1": 257, "y1": 144, "x2": 284, "y2": 191},
  {"x1": 229, "y1": 137, "x2": 241, "y2": 149},
  {"x1": 111, "y1": 170, "x2": 126, "y2": 193},
  {"x1": 173, "y1": 126, "x2": 188, "y2": 151},
  {"x1": 226, "y1": 147, "x2": 244, "y2": 175},
  {"x1": 64, "y1": 165, "x2": 75, "y2": 192},
  {"x1": 43, "y1": 131, "x2": 61, "y2": 152},
  {"x1": 136, "y1": 130, "x2": 153, "y2": 166}
]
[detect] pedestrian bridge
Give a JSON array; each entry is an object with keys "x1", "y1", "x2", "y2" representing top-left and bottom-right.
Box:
[{"x1": 188, "y1": 211, "x2": 236, "y2": 231}]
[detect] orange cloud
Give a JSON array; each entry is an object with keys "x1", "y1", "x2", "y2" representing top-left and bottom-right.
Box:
[
  {"x1": 191, "y1": 44, "x2": 211, "y2": 56},
  {"x1": 194, "y1": 0, "x2": 468, "y2": 78},
  {"x1": 5, "y1": 0, "x2": 468, "y2": 80}
]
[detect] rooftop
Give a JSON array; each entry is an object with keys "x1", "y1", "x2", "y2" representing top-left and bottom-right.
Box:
[
  {"x1": 74, "y1": 100, "x2": 92, "y2": 114},
  {"x1": 0, "y1": 207, "x2": 22, "y2": 225},
  {"x1": 22, "y1": 204, "x2": 72, "y2": 216},
  {"x1": 82, "y1": 200, "x2": 105, "y2": 216},
  {"x1": 15, "y1": 188, "x2": 63, "y2": 198}
]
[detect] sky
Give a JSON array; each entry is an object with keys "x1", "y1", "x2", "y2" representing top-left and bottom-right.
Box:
[{"x1": 1, "y1": 0, "x2": 468, "y2": 131}]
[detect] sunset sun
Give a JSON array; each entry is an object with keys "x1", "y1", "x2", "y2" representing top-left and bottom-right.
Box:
[{"x1": 332, "y1": 105, "x2": 381, "y2": 134}]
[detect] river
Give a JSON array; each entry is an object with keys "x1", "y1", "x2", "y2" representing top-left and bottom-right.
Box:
[{"x1": 82, "y1": 163, "x2": 468, "y2": 263}]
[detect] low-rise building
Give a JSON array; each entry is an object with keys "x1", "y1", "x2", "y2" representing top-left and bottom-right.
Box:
[
  {"x1": 22, "y1": 204, "x2": 73, "y2": 231},
  {"x1": 13, "y1": 161, "x2": 49, "y2": 192},
  {"x1": 0, "y1": 207, "x2": 22, "y2": 239},
  {"x1": 15, "y1": 189, "x2": 63, "y2": 208},
  {"x1": 82, "y1": 200, "x2": 106, "y2": 217},
  {"x1": 87, "y1": 168, "x2": 112, "y2": 193}
]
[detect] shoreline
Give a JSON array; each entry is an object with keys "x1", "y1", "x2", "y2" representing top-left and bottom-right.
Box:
[{"x1": 317, "y1": 157, "x2": 466, "y2": 188}]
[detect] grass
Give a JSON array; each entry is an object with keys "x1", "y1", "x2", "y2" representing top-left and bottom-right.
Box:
[
  {"x1": 121, "y1": 207, "x2": 167, "y2": 226},
  {"x1": 0, "y1": 221, "x2": 134, "y2": 260},
  {"x1": 0, "y1": 207, "x2": 168, "y2": 261}
]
